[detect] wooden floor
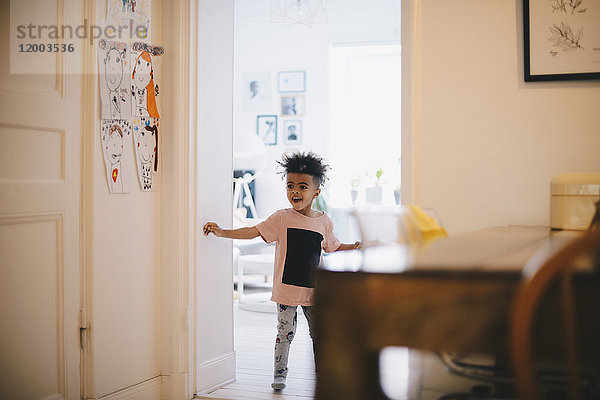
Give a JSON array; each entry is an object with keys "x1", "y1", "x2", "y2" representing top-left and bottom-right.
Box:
[{"x1": 197, "y1": 293, "x2": 409, "y2": 400}]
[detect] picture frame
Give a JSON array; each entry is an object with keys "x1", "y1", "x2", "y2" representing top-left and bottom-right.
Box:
[
  {"x1": 278, "y1": 71, "x2": 306, "y2": 92},
  {"x1": 281, "y1": 95, "x2": 304, "y2": 116},
  {"x1": 283, "y1": 120, "x2": 302, "y2": 145},
  {"x1": 243, "y1": 72, "x2": 271, "y2": 110},
  {"x1": 256, "y1": 115, "x2": 277, "y2": 145},
  {"x1": 523, "y1": 0, "x2": 600, "y2": 81}
]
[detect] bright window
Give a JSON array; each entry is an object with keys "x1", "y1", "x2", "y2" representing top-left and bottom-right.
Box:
[{"x1": 328, "y1": 44, "x2": 401, "y2": 206}]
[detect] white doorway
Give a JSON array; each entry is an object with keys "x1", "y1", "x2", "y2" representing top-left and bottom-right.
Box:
[{"x1": 220, "y1": 0, "x2": 404, "y2": 398}]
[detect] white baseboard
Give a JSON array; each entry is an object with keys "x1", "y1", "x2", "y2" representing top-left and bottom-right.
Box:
[
  {"x1": 98, "y1": 376, "x2": 162, "y2": 400},
  {"x1": 160, "y1": 375, "x2": 171, "y2": 400},
  {"x1": 161, "y1": 372, "x2": 191, "y2": 400},
  {"x1": 195, "y1": 352, "x2": 236, "y2": 394}
]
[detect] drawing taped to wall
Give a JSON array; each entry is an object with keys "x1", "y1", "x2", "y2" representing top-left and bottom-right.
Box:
[
  {"x1": 132, "y1": 117, "x2": 160, "y2": 191},
  {"x1": 98, "y1": 40, "x2": 131, "y2": 119},
  {"x1": 106, "y1": 0, "x2": 151, "y2": 41},
  {"x1": 131, "y1": 42, "x2": 164, "y2": 118},
  {"x1": 101, "y1": 119, "x2": 133, "y2": 193}
]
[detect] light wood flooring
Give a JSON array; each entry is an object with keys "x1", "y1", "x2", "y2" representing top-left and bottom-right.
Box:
[{"x1": 197, "y1": 287, "x2": 409, "y2": 400}]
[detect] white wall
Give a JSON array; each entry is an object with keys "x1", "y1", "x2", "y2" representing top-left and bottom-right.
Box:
[
  {"x1": 92, "y1": 0, "x2": 163, "y2": 397},
  {"x1": 412, "y1": 0, "x2": 600, "y2": 234},
  {"x1": 233, "y1": 0, "x2": 400, "y2": 217},
  {"x1": 91, "y1": 0, "x2": 235, "y2": 398},
  {"x1": 234, "y1": 2, "x2": 329, "y2": 217},
  {"x1": 235, "y1": 0, "x2": 600, "y2": 233}
]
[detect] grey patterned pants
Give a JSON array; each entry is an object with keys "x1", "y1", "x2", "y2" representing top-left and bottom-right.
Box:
[{"x1": 274, "y1": 303, "x2": 315, "y2": 378}]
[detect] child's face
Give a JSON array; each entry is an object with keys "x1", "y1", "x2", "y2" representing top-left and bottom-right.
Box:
[{"x1": 286, "y1": 173, "x2": 321, "y2": 214}]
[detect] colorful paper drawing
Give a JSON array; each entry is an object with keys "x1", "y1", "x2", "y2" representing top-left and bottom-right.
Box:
[
  {"x1": 106, "y1": 0, "x2": 151, "y2": 41},
  {"x1": 98, "y1": 40, "x2": 131, "y2": 119},
  {"x1": 131, "y1": 43, "x2": 163, "y2": 118},
  {"x1": 101, "y1": 119, "x2": 133, "y2": 194},
  {"x1": 132, "y1": 117, "x2": 160, "y2": 191}
]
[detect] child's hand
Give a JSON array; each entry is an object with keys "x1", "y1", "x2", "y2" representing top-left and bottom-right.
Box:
[{"x1": 203, "y1": 222, "x2": 223, "y2": 237}]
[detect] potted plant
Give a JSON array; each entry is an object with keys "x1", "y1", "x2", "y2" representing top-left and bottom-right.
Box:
[
  {"x1": 313, "y1": 188, "x2": 329, "y2": 214},
  {"x1": 393, "y1": 185, "x2": 401, "y2": 205},
  {"x1": 350, "y1": 173, "x2": 360, "y2": 205},
  {"x1": 365, "y1": 166, "x2": 384, "y2": 204},
  {"x1": 394, "y1": 157, "x2": 401, "y2": 205}
]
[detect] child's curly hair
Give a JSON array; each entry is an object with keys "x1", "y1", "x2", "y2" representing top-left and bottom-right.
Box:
[{"x1": 277, "y1": 151, "x2": 330, "y2": 187}]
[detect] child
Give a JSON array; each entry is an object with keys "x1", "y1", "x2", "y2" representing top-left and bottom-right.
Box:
[{"x1": 203, "y1": 151, "x2": 360, "y2": 391}]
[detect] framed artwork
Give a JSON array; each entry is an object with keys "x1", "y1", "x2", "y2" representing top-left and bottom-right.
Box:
[
  {"x1": 523, "y1": 0, "x2": 600, "y2": 81},
  {"x1": 281, "y1": 95, "x2": 304, "y2": 116},
  {"x1": 256, "y1": 115, "x2": 277, "y2": 145},
  {"x1": 243, "y1": 72, "x2": 271, "y2": 110},
  {"x1": 283, "y1": 120, "x2": 302, "y2": 145},
  {"x1": 278, "y1": 71, "x2": 306, "y2": 92}
]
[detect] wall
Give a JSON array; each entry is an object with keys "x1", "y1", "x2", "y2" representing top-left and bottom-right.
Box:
[
  {"x1": 90, "y1": 0, "x2": 235, "y2": 398},
  {"x1": 236, "y1": 0, "x2": 600, "y2": 233},
  {"x1": 233, "y1": 0, "x2": 401, "y2": 217},
  {"x1": 92, "y1": 0, "x2": 163, "y2": 397},
  {"x1": 412, "y1": 0, "x2": 600, "y2": 234},
  {"x1": 233, "y1": 1, "x2": 329, "y2": 217}
]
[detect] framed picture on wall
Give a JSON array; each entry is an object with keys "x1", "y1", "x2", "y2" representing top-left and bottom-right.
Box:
[
  {"x1": 243, "y1": 72, "x2": 271, "y2": 110},
  {"x1": 523, "y1": 0, "x2": 600, "y2": 81},
  {"x1": 278, "y1": 71, "x2": 306, "y2": 92},
  {"x1": 256, "y1": 115, "x2": 277, "y2": 145},
  {"x1": 281, "y1": 95, "x2": 304, "y2": 116},
  {"x1": 283, "y1": 120, "x2": 302, "y2": 145}
]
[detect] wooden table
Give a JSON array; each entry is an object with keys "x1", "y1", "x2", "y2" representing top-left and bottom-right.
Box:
[{"x1": 313, "y1": 226, "x2": 599, "y2": 400}]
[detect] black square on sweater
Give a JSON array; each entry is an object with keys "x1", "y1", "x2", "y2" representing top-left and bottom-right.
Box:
[{"x1": 282, "y1": 228, "x2": 323, "y2": 288}]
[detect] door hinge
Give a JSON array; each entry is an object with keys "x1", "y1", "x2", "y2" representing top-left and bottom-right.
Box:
[{"x1": 79, "y1": 308, "x2": 88, "y2": 349}]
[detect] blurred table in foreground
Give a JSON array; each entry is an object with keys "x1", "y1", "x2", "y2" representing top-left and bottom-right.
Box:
[{"x1": 314, "y1": 226, "x2": 600, "y2": 400}]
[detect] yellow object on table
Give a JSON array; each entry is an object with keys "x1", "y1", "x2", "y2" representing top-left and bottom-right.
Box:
[{"x1": 407, "y1": 204, "x2": 448, "y2": 244}]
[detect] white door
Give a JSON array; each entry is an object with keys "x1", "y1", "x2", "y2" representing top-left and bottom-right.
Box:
[{"x1": 0, "y1": 1, "x2": 84, "y2": 399}]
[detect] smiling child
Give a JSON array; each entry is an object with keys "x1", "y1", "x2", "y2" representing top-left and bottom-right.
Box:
[{"x1": 203, "y1": 151, "x2": 359, "y2": 391}]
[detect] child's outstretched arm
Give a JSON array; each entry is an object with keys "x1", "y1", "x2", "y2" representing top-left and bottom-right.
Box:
[
  {"x1": 335, "y1": 241, "x2": 361, "y2": 251},
  {"x1": 203, "y1": 222, "x2": 260, "y2": 240}
]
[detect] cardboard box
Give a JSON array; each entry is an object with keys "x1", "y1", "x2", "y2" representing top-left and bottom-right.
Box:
[{"x1": 550, "y1": 173, "x2": 600, "y2": 230}]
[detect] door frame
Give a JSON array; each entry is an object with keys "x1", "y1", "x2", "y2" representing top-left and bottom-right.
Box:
[
  {"x1": 400, "y1": 0, "x2": 420, "y2": 206},
  {"x1": 159, "y1": 0, "x2": 199, "y2": 397},
  {"x1": 80, "y1": 0, "x2": 97, "y2": 397}
]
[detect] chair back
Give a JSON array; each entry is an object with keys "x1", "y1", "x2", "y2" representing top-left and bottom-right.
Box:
[
  {"x1": 511, "y1": 228, "x2": 600, "y2": 400},
  {"x1": 352, "y1": 205, "x2": 422, "y2": 247}
]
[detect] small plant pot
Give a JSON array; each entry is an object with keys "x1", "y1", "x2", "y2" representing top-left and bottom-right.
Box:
[
  {"x1": 393, "y1": 189, "x2": 401, "y2": 205},
  {"x1": 365, "y1": 186, "x2": 383, "y2": 204},
  {"x1": 350, "y1": 189, "x2": 359, "y2": 204}
]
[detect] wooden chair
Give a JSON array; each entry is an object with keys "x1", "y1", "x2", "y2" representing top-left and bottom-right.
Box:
[{"x1": 511, "y1": 228, "x2": 600, "y2": 400}]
